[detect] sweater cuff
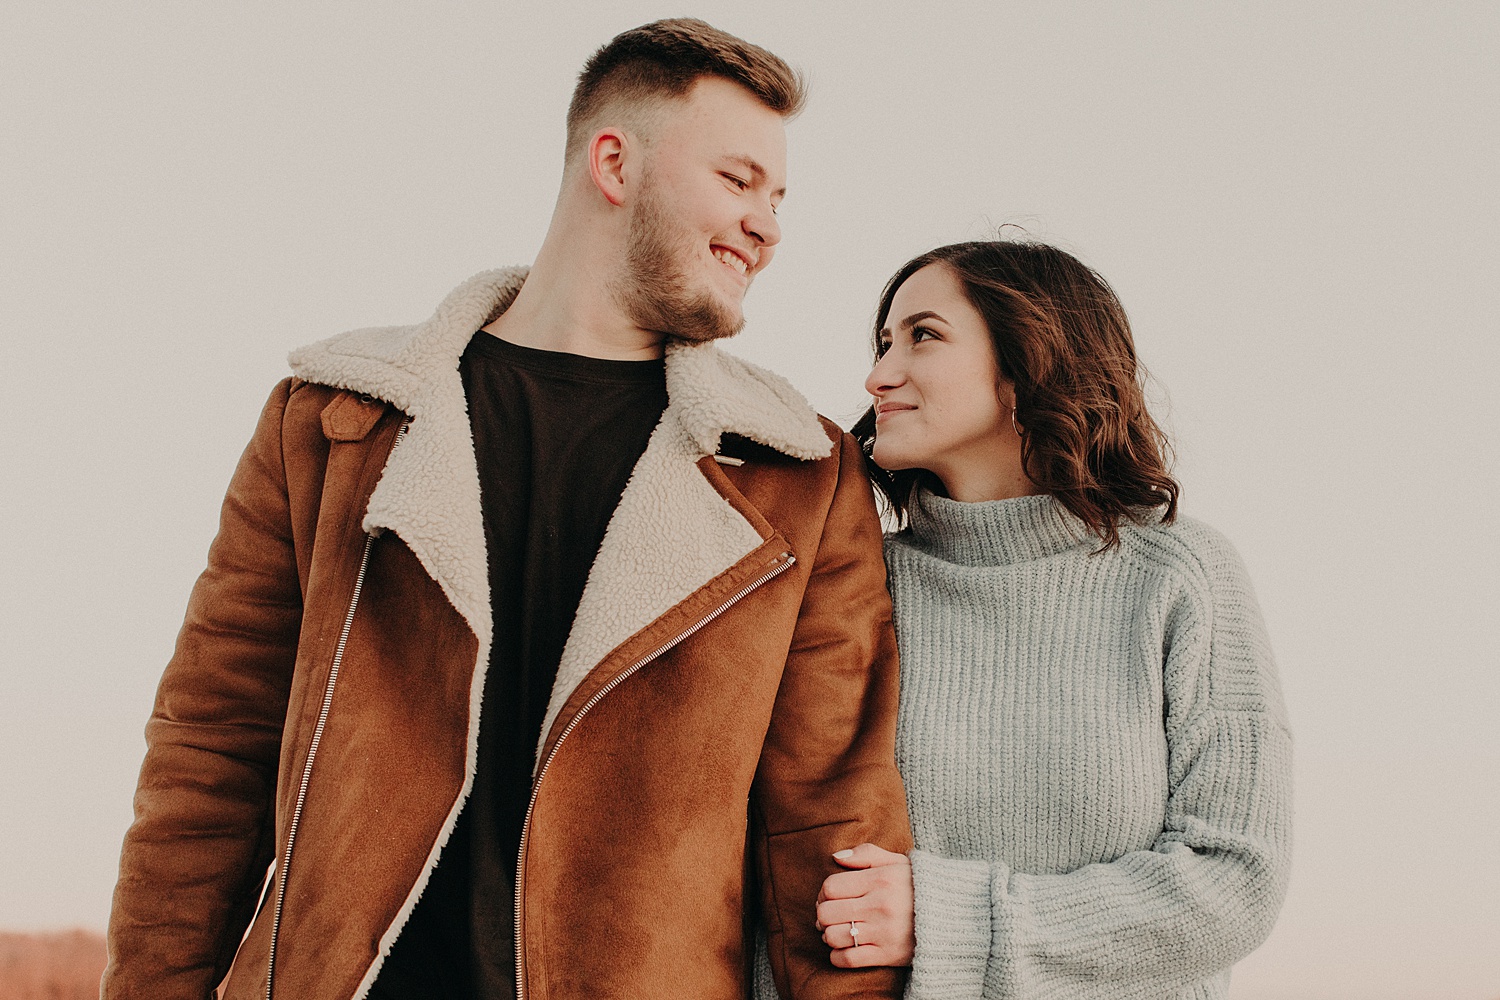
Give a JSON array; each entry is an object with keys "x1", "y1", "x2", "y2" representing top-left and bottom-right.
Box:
[{"x1": 907, "y1": 849, "x2": 995, "y2": 1000}]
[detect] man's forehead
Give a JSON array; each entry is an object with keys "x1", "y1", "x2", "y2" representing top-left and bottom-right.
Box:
[
  {"x1": 664, "y1": 81, "x2": 787, "y2": 167},
  {"x1": 670, "y1": 78, "x2": 786, "y2": 134}
]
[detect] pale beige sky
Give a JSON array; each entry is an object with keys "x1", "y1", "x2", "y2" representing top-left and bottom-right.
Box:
[{"x1": 2, "y1": 2, "x2": 1497, "y2": 997}]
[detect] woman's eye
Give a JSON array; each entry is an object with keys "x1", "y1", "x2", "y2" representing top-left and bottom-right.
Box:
[
  {"x1": 911, "y1": 325, "x2": 937, "y2": 343},
  {"x1": 876, "y1": 339, "x2": 892, "y2": 356}
]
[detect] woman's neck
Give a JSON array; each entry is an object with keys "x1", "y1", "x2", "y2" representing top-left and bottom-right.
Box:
[{"x1": 931, "y1": 454, "x2": 1043, "y2": 503}]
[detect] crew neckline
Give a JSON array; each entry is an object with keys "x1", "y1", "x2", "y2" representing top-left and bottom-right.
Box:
[
  {"x1": 900, "y1": 488, "x2": 1091, "y2": 567},
  {"x1": 467, "y1": 331, "x2": 665, "y2": 385}
]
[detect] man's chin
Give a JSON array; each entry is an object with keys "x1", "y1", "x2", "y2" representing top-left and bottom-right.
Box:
[
  {"x1": 652, "y1": 297, "x2": 745, "y2": 344},
  {"x1": 671, "y1": 314, "x2": 745, "y2": 343},
  {"x1": 616, "y1": 268, "x2": 746, "y2": 343}
]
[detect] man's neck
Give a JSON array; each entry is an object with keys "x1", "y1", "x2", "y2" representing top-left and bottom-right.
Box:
[{"x1": 482, "y1": 245, "x2": 666, "y2": 361}]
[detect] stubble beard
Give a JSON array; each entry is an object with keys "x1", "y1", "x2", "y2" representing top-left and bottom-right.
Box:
[{"x1": 613, "y1": 179, "x2": 746, "y2": 344}]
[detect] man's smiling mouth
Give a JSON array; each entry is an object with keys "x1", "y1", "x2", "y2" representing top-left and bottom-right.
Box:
[{"x1": 712, "y1": 245, "x2": 752, "y2": 276}]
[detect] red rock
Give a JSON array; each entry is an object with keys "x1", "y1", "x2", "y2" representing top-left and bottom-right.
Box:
[{"x1": 0, "y1": 929, "x2": 108, "y2": 1000}]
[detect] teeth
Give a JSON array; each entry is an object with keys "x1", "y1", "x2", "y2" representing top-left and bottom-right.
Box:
[{"x1": 713, "y1": 248, "x2": 749, "y2": 275}]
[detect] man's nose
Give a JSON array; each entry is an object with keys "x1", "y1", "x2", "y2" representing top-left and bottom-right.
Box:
[{"x1": 744, "y1": 200, "x2": 781, "y2": 248}]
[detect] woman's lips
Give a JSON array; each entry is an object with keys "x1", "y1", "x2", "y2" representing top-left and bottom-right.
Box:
[{"x1": 874, "y1": 403, "x2": 916, "y2": 424}]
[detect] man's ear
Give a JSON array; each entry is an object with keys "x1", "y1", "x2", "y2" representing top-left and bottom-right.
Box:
[{"x1": 588, "y1": 128, "x2": 630, "y2": 207}]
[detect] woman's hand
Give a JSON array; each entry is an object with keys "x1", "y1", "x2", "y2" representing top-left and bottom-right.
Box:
[{"x1": 815, "y1": 843, "x2": 915, "y2": 968}]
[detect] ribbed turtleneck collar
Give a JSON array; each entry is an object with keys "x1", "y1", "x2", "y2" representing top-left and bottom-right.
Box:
[{"x1": 901, "y1": 488, "x2": 1090, "y2": 567}]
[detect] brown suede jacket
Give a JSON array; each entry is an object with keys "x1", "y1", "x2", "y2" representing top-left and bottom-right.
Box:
[{"x1": 104, "y1": 269, "x2": 912, "y2": 1000}]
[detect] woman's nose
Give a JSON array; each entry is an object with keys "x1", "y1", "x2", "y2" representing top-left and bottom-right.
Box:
[{"x1": 865, "y1": 349, "x2": 904, "y2": 396}]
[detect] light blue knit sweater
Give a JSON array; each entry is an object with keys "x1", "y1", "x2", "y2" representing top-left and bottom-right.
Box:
[
  {"x1": 887, "y1": 489, "x2": 1292, "y2": 1000},
  {"x1": 753, "y1": 491, "x2": 1292, "y2": 1000}
]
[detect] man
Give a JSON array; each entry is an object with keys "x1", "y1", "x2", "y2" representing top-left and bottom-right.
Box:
[{"x1": 104, "y1": 18, "x2": 910, "y2": 1000}]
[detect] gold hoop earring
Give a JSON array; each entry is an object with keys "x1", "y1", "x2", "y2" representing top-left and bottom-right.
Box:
[{"x1": 1011, "y1": 406, "x2": 1023, "y2": 437}]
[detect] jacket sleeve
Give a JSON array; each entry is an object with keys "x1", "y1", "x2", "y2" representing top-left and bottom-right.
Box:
[
  {"x1": 103, "y1": 380, "x2": 307, "y2": 1000},
  {"x1": 905, "y1": 527, "x2": 1293, "y2": 1000},
  {"x1": 752, "y1": 430, "x2": 915, "y2": 1000}
]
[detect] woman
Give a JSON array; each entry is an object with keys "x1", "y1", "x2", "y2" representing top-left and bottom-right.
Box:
[{"x1": 805, "y1": 240, "x2": 1292, "y2": 998}]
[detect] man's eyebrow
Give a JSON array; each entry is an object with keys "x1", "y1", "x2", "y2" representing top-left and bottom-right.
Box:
[
  {"x1": 878, "y1": 310, "x2": 945, "y2": 338},
  {"x1": 723, "y1": 155, "x2": 786, "y2": 198}
]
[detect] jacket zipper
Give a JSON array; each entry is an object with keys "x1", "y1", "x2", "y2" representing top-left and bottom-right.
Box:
[
  {"x1": 512, "y1": 550, "x2": 795, "y2": 1000},
  {"x1": 265, "y1": 529, "x2": 375, "y2": 1000},
  {"x1": 266, "y1": 419, "x2": 404, "y2": 1000}
]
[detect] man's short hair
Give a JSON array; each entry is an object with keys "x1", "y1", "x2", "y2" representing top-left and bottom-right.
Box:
[{"x1": 565, "y1": 18, "x2": 805, "y2": 162}]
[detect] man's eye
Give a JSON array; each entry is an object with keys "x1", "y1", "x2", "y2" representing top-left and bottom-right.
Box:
[{"x1": 724, "y1": 174, "x2": 748, "y2": 190}]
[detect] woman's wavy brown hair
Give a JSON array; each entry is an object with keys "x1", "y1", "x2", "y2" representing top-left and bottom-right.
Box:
[{"x1": 852, "y1": 239, "x2": 1179, "y2": 548}]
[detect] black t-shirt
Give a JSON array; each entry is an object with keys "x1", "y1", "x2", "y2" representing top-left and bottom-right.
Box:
[{"x1": 369, "y1": 332, "x2": 667, "y2": 1000}]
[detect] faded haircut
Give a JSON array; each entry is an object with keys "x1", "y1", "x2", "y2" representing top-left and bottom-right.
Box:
[{"x1": 565, "y1": 18, "x2": 805, "y2": 163}]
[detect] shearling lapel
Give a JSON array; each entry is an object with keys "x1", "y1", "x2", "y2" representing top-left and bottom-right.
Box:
[
  {"x1": 537, "y1": 341, "x2": 833, "y2": 755},
  {"x1": 288, "y1": 268, "x2": 529, "y2": 646},
  {"x1": 287, "y1": 267, "x2": 833, "y2": 764}
]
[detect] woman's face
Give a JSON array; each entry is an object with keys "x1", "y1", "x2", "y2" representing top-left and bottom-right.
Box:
[{"x1": 865, "y1": 263, "x2": 1016, "y2": 489}]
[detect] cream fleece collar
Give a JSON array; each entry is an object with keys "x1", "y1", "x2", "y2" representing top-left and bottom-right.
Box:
[
  {"x1": 288, "y1": 259, "x2": 836, "y2": 804},
  {"x1": 286, "y1": 266, "x2": 831, "y2": 639},
  {"x1": 288, "y1": 266, "x2": 831, "y2": 461}
]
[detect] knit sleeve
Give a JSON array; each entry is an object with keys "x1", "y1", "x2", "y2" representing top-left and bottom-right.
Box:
[{"x1": 906, "y1": 523, "x2": 1293, "y2": 1000}]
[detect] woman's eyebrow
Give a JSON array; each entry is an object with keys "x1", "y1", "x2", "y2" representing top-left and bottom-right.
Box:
[
  {"x1": 899, "y1": 310, "x2": 944, "y2": 330},
  {"x1": 878, "y1": 311, "x2": 945, "y2": 339}
]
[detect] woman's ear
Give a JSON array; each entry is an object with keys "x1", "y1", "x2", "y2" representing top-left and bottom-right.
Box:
[
  {"x1": 994, "y1": 379, "x2": 1016, "y2": 412},
  {"x1": 998, "y1": 381, "x2": 1023, "y2": 437}
]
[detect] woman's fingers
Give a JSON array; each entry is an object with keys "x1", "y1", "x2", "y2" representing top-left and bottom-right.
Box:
[
  {"x1": 815, "y1": 894, "x2": 861, "y2": 931},
  {"x1": 822, "y1": 916, "x2": 907, "y2": 968},
  {"x1": 830, "y1": 942, "x2": 899, "y2": 969},
  {"x1": 819, "y1": 858, "x2": 912, "y2": 908},
  {"x1": 819, "y1": 918, "x2": 860, "y2": 949},
  {"x1": 820, "y1": 915, "x2": 887, "y2": 953},
  {"x1": 832, "y1": 843, "x2": 907, "y2": 869},
  {"x1": 819, "y1": 868, "x2": 873, "y2": 902},
  {"x1": 816, "y1": 849, "x2": 917, "y2": 967}
]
